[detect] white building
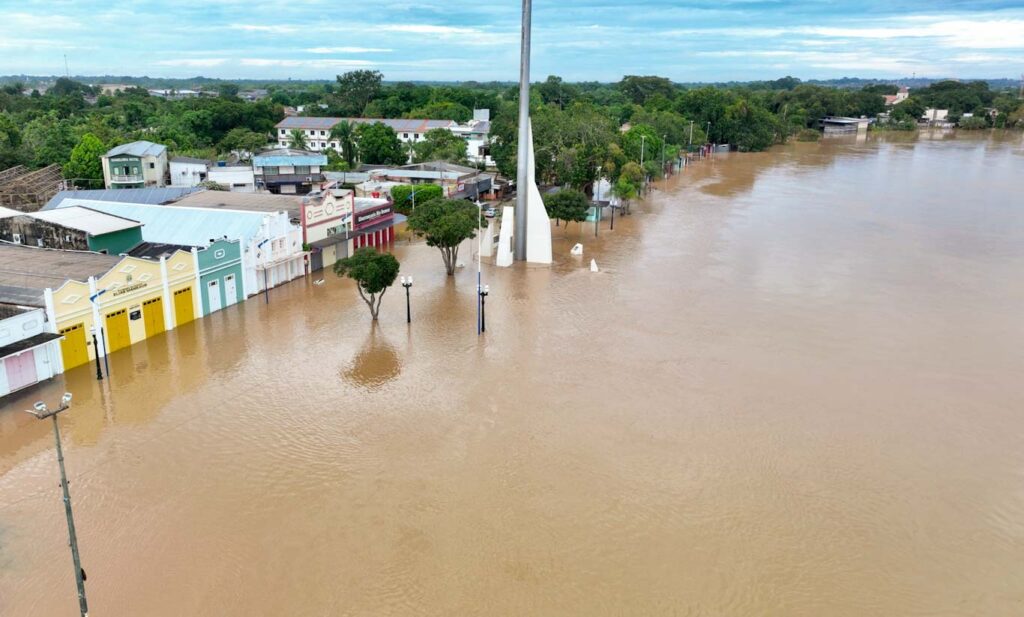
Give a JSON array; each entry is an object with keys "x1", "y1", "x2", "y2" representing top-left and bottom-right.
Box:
[
  {"x1": 169, "y1": 156, "x2": 210, "y2": 187},
  {"x1": 207, "y1": 165, "x2": 256, "y2": 193},
  {"x1": 0, "y1": 304, "x2": 63, "y2": 398},
  {"x1": 273, "y1": 113, "x2": 493, "y2": 166},
  {"x1": 54, "y1": 199, "x2": 307, "y2": 298}
]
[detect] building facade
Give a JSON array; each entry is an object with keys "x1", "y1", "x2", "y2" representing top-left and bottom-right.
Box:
[
  {"x1": 0, "y1": 305, "x2": 63, "y2": 398},
  {"x1": 169, "y1": 157, "x2": 210, "y2": 187},
  {"x1": 50, "y1": 250, "x2": 200, "y2": 371},
  {"x1": 196, "y1": 239, "x2": 244, "y2": 315},
  {"x1": 302, "y1": 189, "x2": 354, "y2": 272},
  {"x1": 252, "y1": 150, "x2": 327, "y2": 195},
  {"x1": 101, "y1": 141, "x2": 169, "y2": 189},
  {"x1": 0, "y1": 205, "x2": 143, "y2": 254}
]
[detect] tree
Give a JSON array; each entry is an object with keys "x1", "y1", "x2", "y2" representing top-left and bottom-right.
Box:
[
  {"x1": 219, "y1": 127, "x2": 268, "y2": 156},
  {"x1": 333, "y1": 70, "x2": 383, "y2": 116},
  {"x1": 406, "y1": 198, "x2": 478, "y2": 275},
  {"x1": 333, "y1": 247, "x2": 400, "y2": 321},
  {"x1": 537, "y1": 75, "x2": 577, "y2": 109},
  {"x1": 329, "y1": 120, "x2": 357, "y2": 167},
  {"x1": 64, "y1": 133, "x2": 105, "y2": 188},
  {"x1": 406, "y1": 101, "x2": 472, "y2": 122},
  {"x1": 218, "y1": 83, "x2": 240, "y2": 99},
  {"x1": 543, "y1": 189, "x2": 590, "y2": 229},
  {"x1": 355, "y1": 122, "x2": 405, "y2": 165},
  {"x1": 390, "y1": 184, "x2": 443, "y2": 215},
  {"x1": 413, "y1": 128, "x2": 468, "y2": 164},
  {"x1": 289, "y1": 129, "x2": 308, "y2": 151},
  {"x1": 612, "y1": 177, "x2": 638, "y2": 211},
  {"x1": 617, "y1": 75, "x2": 676, "y2": 105}
]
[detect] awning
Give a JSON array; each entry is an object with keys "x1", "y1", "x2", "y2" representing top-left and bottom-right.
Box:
[
  {"x1": 0, "y1": 332, "x2": 62, "y2": 359},
  {"x1": 309, "y1": 214, "x2": 406, "y2": 249}
]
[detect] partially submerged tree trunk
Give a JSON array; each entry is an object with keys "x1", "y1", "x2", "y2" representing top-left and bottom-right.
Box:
[
  {"x1": 356, "y1": 286, "x2": 387, "y2": 320},
  {"x1": 441, "y1": 245, "x2": 460, "y2": 276}
]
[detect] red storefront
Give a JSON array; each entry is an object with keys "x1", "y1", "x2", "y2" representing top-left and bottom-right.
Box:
[{"x1": 352, "y1": 200, "x2": 396, "y2": 249}]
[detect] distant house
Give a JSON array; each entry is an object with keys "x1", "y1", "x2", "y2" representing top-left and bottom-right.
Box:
[
  {"x1": 99, "y1": 83, "x2": 131, "y2": 95},
  {"x1": 450, "y1": 109, "x2": 493, "y2": 166},
  {"x1": 169, "y1": 156, "x2": 211, "y2": 187},
  {"x1": 251, "y1": 149, "x2": 326, "y2": 195},
  {"x1": 0, "y1": 304, "x2": 64, "y2": 398},
  {"x1": 922, "y1": 109, "x2": 950, "y2": 123},
  {"x1": 148, "y1": 89, "x2": 200, "y2": 99},
  {"x1": 206, "y1": 164, "x2": 257, "y2": 193},
  {"x1": 274, "y1": 116, "x2": 460, "y2": 152},
  {"x1": 884, "y1": 86, "x2": 910, "y2": 106},
  {"x1": 0, "y1": 205, "x2": 143, "y2": 254},
  {"x1": 101, "y1": 141, "x2": 169, "y2": 189}
]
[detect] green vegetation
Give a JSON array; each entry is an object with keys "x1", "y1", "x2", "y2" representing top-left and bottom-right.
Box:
[
  {"x1": 406, "y1": 198, "x2": 479, "y2": 275},
  {"x1": 2, "y1": 73, "x2": 1021, "y2": 183},
  {"x1": 391, "y1": 184, "x2": 443, "y2": 216},
  {"x1": 795, "y1": 128, "x2": 821, "y2": 142},
  {"x1": 64, "y1": 133, "x2": 105, "y2": 187},
  {"x1": 333, "y1": 247, "x2": 400, "y2": 321},
  {"x1": 413, "y1": 128, "x2": 469, "y2": 164},
  {"x1": 543, "y1": 188, "x2": 590, "y2": 229}
]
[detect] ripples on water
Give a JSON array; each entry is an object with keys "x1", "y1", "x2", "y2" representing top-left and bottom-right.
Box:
[{"x1": 1, "y1": 132, "x2": 1023, "y2": 616}]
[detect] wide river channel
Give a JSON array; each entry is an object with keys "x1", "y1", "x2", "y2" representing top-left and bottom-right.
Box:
[{"x1": 2, "y1": 131, "x2": 1023, "y2": 616}]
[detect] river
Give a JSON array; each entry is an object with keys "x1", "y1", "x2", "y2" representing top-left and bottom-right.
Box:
[{"x1": 2, "y1": 131, "x2": 1023, "y2": 616}]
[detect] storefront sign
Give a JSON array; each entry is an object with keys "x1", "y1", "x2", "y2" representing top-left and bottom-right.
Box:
[
  {"x1": 354, "y1": 205, "x2": 392, "y2": 230},
  {"x1": 112, "y1": 282, "x2": 147, "y2": 297}
]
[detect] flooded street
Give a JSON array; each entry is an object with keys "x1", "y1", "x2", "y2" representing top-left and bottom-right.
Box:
[{"x1": 2, "y1": 132, "x2": 1023, "y2": 615}]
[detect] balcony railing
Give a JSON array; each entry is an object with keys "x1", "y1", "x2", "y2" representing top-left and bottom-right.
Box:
[{"x1": 110, "y1": 174, "x2": 144, "y2": 183}]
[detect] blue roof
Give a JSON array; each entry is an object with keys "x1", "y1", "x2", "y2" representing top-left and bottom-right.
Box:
[
  {"x1": 43, "y1": 187, "x2": 202, "y2": 211},
  {"x1": 55, "y1": 199, "x2": 269, "y2": 248},
  {"x1": 252, "y1": 154, "x2": 326, "y2": 167}
]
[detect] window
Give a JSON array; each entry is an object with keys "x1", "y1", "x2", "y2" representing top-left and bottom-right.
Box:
[
  {"x1": 12, "y1": 233, "x2": 20, "y2": 243},
  {"x1": 149, "y1": 162, "x2": 155, "y2": 169},
  {"x1": 330, "y1": 141, "x2": 338, "y2": 148},
  {"x1": 307, "y1": 130, "x2": 315, "y2": 136},
  {"x1": 294, "y1": 165, "x2": 310, "y2": 174},
  {"x1": 320, "y1": 130, "x2": 326, "y2": 136},
  {"x1": 263, "y1": 166, "x2": 279, "y2": 175},
  {"x1": 279, "y1": 129, "x2": 286, "y2": 135},
  {"x1": 320, "y1": 142, "x2": 326, "y2": 148},
  {"x1": 403, "y1": 133, "x2": 409, "y2": 139}
]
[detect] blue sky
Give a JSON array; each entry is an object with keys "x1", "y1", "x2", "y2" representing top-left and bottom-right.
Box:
[{"x1": 1, "y1": 0, "x2": 1023, "y2": 81}]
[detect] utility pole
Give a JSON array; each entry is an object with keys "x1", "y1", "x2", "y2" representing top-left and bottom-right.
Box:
[
  {"x1": 513, "y1": 0, "x2": 533, "y2": 261},
  {"x1": 26, "y1": 393, "x2": 89, "y2": 617},
  {"x1": 639, "y1": 134, "x2": 646, "y2": 195},
  {"x1": 661, "y1": 134, "x2": 666, "y2": 180},
  {"x1": 688, "y1": 121, "x2": 694, "y2": 149}
]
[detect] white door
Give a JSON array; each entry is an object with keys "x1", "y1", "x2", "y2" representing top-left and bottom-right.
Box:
[
  {"x1": 207, "y1": 280, "x2": 222, "y2": 313},
  {"x1": 223, "y1": 274, "x2": 237, "y2": 307}
]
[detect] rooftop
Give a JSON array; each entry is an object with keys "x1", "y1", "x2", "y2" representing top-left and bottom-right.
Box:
[
  {"x1": 0, "y1": 242, "x2": 122, "y2": 294},
  {"x1": 128, "y1": 241, "x2": 194, "y2": 260},
  {"x1": 30, "y1": 206, "x2": 142, "y2": 235},
  {"x1": 0, "y1": 304, "x2": 32, "y2": 320},
  {"x1": 105, "y1": 140, "x2": 167, "y2": 158},
  {"x1": 43, "y1": 187, "x2": 202, "y2": 210},
  {"x1": 54, "y1": 199, "x2": 270, "y2": 248},
  {"x1": 170, "y1": 190, "x2": 303, "y2": 218},
  {"x1": 171, "y1": 156, "x2": 212, "y2": 165},
  {"x1": 252, "y1": 149, "x2": 328, "y2": 167}
]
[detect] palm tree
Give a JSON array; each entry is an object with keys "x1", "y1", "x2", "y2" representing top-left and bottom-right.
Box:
[
  {"x1": 289, "y1": 129, "x2": 308, "y2": 151},
  {"x1": 329, "y1": 121, "x2": 356, "y2": 167}
]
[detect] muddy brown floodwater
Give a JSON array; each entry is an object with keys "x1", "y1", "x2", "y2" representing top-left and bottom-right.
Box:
[{"x1": 2, "y1": 132, "x2": 1024, "y2": 616}]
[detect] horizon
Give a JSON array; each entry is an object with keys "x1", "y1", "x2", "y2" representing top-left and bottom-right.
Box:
[{"x1": 2, "y1": 1, "x2": 1023, "y2": 82}]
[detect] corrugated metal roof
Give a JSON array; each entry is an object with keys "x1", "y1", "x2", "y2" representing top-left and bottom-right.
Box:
[
  {"x1": 252, "y1": 154, "x2": 326, "y2": 167},
  {"x1": 170, "y1": 156, "x2": 211, "y2": 165},
  {"x1": 170, "y1": 190, "x2": 302, "y2": 218},
  {"x1": 43, "y1": 187, "x2": 202, "y2": 210},
  {"x1": 105, "y1": 140, "x2": 167, "y2": 158},
  {"x1": 0, "y1": 243, "x2": 121, "y2": 293},
  {"x1": 31, "y1": 206, "x2": 142, "y2": 235},
  {"x1": 55, "y1": 199, "x2": 269, "y2": 248}
]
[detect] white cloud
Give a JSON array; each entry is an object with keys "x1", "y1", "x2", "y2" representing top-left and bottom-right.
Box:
[
  {"x1": 305, "y1": 47, "x2": 392, "y2": 54},
  {"x1": 156, "y1": 58, "x2": 229, "y2": 67}
]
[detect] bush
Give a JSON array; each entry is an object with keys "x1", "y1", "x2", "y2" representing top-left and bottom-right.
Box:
[
  {"x1": 391, "y1": 184, "x2": 443, "y2": 215},
  {"x1": 958, "y1": 116, "x2": 989, "y2": 130},
  {"x1": 795, "y1": 128, "x2": 821, "y2": 142}
]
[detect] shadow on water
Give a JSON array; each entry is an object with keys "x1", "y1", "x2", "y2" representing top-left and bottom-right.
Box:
[{"x1": 341, "y1": 326, "x2": 402, "y2": 391}]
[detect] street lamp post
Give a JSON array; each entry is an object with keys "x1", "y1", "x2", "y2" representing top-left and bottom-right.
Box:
[
  {"x1": 89, "y1": 328, "x2": 102, "y2": 381},
  {"x1": 479, "y1": 284, "x2": 490, "y2": 332},
  {"x1": 661, "y1": 134, "x2": 667, "y2": 180},
  {"x1": 25, "y1": 393, "x2": 90, "y2": 617},
  {"x1": 476, "y1": 199, "x2": 483, "y2": 335},
  {"x1": 401, "y1": 276, "x2": 413, "y2": 323}
]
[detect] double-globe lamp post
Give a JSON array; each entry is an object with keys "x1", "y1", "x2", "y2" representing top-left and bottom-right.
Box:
[
  {"x1": 478, "y1": 284, "x2": 490, "y2": 333},
  {"x1": 400, "y1": 276, "x2": 413, "y2": 323},
  {"x1": 26, "y1": 393, "x2": 90, "y2": 617}
]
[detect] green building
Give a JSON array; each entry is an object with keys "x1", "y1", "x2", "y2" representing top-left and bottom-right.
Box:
[
  {"x1": 0, "y1": 205, "x2": 143, "y2": 254},
  {"x1": 101, "y1": 141, "x2": 169, "y2": 189},
  {"x1": 196, "y1": 239, "x2": 244, "y2": 315}
]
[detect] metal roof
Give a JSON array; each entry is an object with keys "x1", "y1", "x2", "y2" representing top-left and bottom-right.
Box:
[
  {"x1": 252, "y1": 154, "x2": 327, "y2": 167},
  {"x1": 43, "y1": 187, "x2": 202, "y2": 210},
  {"x1": 0, "y1": 243, "x2": 122, "y2": 295},
  {"x1": 170, "y1": 156, "x2": 211, "y2": 165},
  {"x1": 105, "y1": 140, "x2": 167, "y2": 158},
  {"x1": 170, "y1": 190, "x2": 303, "y2": 218},
  {"x1": 55, "y1": 199, "x2": 270, "y2": 248},
  {"x1": 31, "y1": 206, "x2": 142, "y2": 235}
]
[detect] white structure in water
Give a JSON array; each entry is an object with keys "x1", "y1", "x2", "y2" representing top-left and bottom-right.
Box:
[
  {"x1": 498, "y1": 120, "x2": 551, "y2": 266},
  {"x1": 496, "y1": 206, "x2": 514, "y2": 267}
]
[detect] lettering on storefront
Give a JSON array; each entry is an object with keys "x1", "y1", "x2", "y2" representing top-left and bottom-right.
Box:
[
  {"x1": 355, "y1": 206, "x2": 392, "y2": 229},
  {"x1": 112, "y1": 282, "x2": 147, "y2": 297}
]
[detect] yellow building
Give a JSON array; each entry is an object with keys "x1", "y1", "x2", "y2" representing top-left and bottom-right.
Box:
[{"x1": 50, "y1": 249, "x2": 201, "y2": 370}]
